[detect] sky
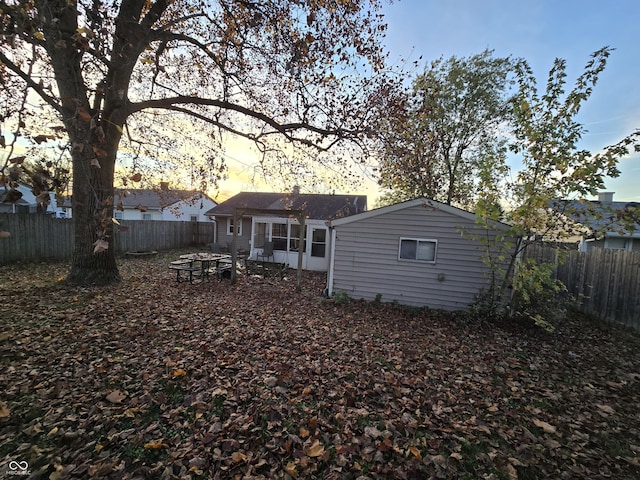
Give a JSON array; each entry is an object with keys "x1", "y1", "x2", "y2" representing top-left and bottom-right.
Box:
[
  {"x1": 378, "y1": 0, "x2": 640, "y2": 202},
  {"x1": 220, "y1": 0, "x2": 640, "y2": 203}
]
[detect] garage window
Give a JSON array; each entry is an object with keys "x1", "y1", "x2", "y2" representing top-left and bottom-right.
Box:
[{"x1": 399, "y1": 238, "x2": 437, "y2": 263}]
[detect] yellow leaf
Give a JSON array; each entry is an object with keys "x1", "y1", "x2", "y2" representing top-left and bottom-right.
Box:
[
  {"x1": 303, "y1": 440, "x2": 324, "y2": 457},
  {"x1": 34, "y1": 32, "x2": 45, "y2": 40},
  {"x1": 94, "y1": 444, "x2": 104, "y2": 452},
  {"x1": 409, "y1": 446, "x2": 422, "y2": 460},
  {"x1": 172, "y1": 368, "x2": 187, "y2": 378},
  {"x1": 47, "y1": 426, "x2": 59, "y2": 436},
  {"x1": 144, "y1": 440, "x2": 168, "y2": 449}
]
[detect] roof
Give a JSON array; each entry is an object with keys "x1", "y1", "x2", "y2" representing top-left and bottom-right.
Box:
[
  {"x1": 552, "y1": 198, "x2": 640, "y2": 238},
  {"x1": 329, "y1": 197, "x2": 511, "y2": 229},
  {"x1": 205, "y1": 191, "x2": 367, "y2": 220},
  {"x1": 114, "y1": 188, "x2": 213, "y2": 211}
]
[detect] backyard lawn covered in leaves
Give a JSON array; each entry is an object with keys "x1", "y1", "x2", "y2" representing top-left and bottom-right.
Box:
[{"x1": 1, "y1": 250, "x2": 639, "y2": 479}]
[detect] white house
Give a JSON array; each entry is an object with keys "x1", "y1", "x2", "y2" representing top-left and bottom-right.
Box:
[
  {"x1": 0, "y1": 183, "x2": 61, "y2": 216},
  {"x1": 327, "y1": 198, "x2": 515, "y2": 310},
  {"x1": 205, "y1": 188, "x2": 367, "y2": 271},
  {"x1": 60, "y1": 182, "x2": 217, "y2": 222}
]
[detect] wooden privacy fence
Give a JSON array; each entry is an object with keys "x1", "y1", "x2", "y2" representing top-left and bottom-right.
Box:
[
  {"x1": 0, "y1": 214, "x2": 215, "y2": 263},
  {"x1": 524, "y1": 244, "x2": 640, "y2": 329}
]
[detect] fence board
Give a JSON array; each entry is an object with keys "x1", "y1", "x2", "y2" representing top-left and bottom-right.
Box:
[
  {"x1": 0, "y1": 214, "x2": 215, "y2": 263},
  {"x1": 524, "y1": 244, "x2": 640, "y2": 329}
]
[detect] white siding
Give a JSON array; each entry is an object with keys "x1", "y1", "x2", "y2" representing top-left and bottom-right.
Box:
[{"x1": 331, "y1": 203, "x2": 512, "y2": 310}]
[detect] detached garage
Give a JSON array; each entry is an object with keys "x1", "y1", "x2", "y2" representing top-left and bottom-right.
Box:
[{"x1": 327, "y1": 198, "x2": 514, "y2": 310}]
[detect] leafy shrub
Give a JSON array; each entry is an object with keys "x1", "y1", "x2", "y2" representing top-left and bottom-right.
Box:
[{"x1": 509, "y1": 259, "x2": 569, "y2": 332}]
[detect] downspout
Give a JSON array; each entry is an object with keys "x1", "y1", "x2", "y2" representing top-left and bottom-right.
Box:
[{"x1": 326, "y1": 223, "x2": 337, "y2": 297}]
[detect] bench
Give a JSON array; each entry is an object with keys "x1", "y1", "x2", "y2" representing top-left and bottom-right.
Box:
[
  {"x1": 201, "y1": 261, "x2": 233, "y2": 281},
  {"x1": 169, "y1": 262, "x2": 200, "y2": 283}
]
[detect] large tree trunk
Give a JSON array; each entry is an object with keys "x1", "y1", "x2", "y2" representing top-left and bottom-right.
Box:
[
  {"x1": 35, "y1": 0, "x2": 126, "y2": 285},
  {"x1": 66, "y1": 146, "x2": 120, "y2": 285}
]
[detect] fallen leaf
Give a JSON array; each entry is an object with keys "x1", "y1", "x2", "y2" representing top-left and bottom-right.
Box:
[
  {"x1": 231, "y1": 451, "x2": 246, "y2": 463},
  {"x1": 284, "y1": 461, "x2": 298, "y2": 478},
  {"x1": 105, "y1": 390, "x2": 127, "y2": 404},
  {"x1": 303, "y1": 440, "x2": 325, "y2": 457},
  {"x1": 172, "y1": 368, "x2": 187, "y2": 377},
  {"x1": 144, "y1": 440, "x2": 168, "y2": 449},
  {"x1": 0, "y1": 402, "x2": 9, "y2": 418},
  {"x1": 533, "y1": 419, "x2": 557, "y2": 434}
]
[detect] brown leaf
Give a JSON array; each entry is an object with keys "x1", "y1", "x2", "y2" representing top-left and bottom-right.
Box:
[
  {"x1": 93, "y1": 239, "x2": 109, "y2": 253},
  {"x1": 105, "y1": 389, "x2": 127, "y2": 403},
  {"x1": 0, "y1": 402, "x2": 9, "y2": 418},
  {"x1": 0, "y1": 231, "x2": 11, "y2": 238},
  {"x1": 93, "y1": 146, "x2": 108, "y2": 157},
  {"x1": 9, "y1": 156, "x2": 26, "y2": 164},
  {"x1": 533, "y1": 419, "x2": 557, "y2": 434},
  {"x1": 303, "y1": 440, "x2": 324, "y2": 457},
  {"x1": 76, "y1": 107, "x2": 92, "y2": 121},
  {"x1": 231, "y1": 451, "x2": 246, "y2": 463},
  {"x1": 130, "y1": 172, "x2": 142, "y2": 182}
]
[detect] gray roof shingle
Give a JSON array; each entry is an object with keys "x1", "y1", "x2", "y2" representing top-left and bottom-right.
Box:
[{"x1": 205, "y1": 191, "x2": 367, "y2": 220}]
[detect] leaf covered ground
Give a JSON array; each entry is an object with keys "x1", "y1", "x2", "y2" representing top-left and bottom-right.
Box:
[{"x1": 1, "y1": 250, "x2": 639, "y2": 479}]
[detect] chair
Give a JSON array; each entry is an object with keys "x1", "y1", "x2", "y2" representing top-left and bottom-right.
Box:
[{"x1": 257, "y1": 241, "x2": 274, "y2": 262}]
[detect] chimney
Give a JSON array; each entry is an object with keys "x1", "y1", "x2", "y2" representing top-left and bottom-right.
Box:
[
  {"x1": 160, "y1": 181, "x2": 169, "y2": 191},
  {"x1": 598, "y1": 191, "x2": 614, "y2": 203}
]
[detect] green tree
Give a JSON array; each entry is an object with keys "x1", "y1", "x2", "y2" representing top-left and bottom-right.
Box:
[
  {"x1": 377, "y1": 50, "x2": 515, "y2": 208},
  {"x1": 479, "y1": 47, "x2": 640, "y2": 327},
  {"x1": 0, "y1": 0, "x2": 395, "y2": 285}
]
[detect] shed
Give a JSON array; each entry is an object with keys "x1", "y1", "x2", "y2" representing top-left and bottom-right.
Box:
[{"x1": 327, "y1": 198, "x2": 514, "y2": 310}]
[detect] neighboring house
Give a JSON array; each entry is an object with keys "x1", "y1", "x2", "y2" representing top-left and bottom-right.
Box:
[
  {"x1": 205, "y1": 187, "x2": 367, "y2": 271},
  {"x1": 327, "y1": 198, "x2": 515, "y2": 310},
  {"x1": 552, "y1": 192, "x2": 640, "y2": 252},
  {"x1": 61, "y1": 182, "x2": 217, "y2": 222},
  {"x1": 0, "y1": 183, "x2": 60, "y2": 216}
]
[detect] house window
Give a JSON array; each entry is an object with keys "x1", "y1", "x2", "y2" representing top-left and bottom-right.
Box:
[
  {"x1": 289, "y1": 224, "x2": 307, "y2": 252},
  {"x1": 142, "y1": 213, "x2": 152, "y2": 221},
  {"x1": 190, "y1": 215, "x2": 198, "y2": 222},
  {"x1": 114, "y1": 211, "x2": 123, "y2": 220},
  {"x1": 605, "y1": 237, "x2": 628, "y2": 250},
  {"x1": 271, "y1": 223, "x2": 288, "y2": 250},
  {"x1": 399, "y1": 238, "x2": 437, "y2": 263},
  {"x1": 311, "y1": 228, "x2": 326, "y2": 257},
  {"x1": 227, "y1": 218, "x2": 242, "y2": 236}
]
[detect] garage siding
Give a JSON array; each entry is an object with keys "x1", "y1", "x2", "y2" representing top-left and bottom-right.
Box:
[{"x1": 331, "y1": 203, "x2": 511, "y2": 310}]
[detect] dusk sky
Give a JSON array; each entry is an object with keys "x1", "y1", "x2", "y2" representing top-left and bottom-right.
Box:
[{"x1": 379, "y1": 0, "x2": 640, "y2": 201}]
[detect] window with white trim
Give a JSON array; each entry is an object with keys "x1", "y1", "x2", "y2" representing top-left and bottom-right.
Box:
[
  {"x1": 398, "y1": 238, "x2": 437, "y2": 263},
  {"x1": 227, "y1": 218, "x2": 242, "y2": 236},
  {"x1": 271, "y1": 223, "x2": 288, "y2": 250}
]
